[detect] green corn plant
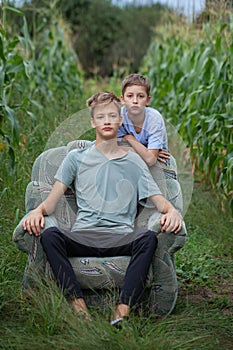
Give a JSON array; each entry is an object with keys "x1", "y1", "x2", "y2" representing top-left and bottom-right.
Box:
[
  {"x1": 0, "y1": 4, "x2": 33, "y2": 174},
  {"x1": 31, "y1": 21, "x2": 83, "y2": 102},
  {"x1": 0, "y1": 2, "x2": 84, "y2": 177},
  {"x1": 25, "y1": 1, "x2": 84, "y2": 105},
  {"x1": 142, "y1": 15, "x2": 233, "y2": 211}
]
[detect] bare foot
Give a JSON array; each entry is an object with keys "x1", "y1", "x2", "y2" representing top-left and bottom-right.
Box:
[
  {"x1": 69, "y1": 298, "x2": 91, "y2": 320},
  {"x1": 112, "y1": 303, "x2": 130, "y2": 320},
  {"x1": 110, "y1": 303, "x2": 130, "y2": 327}
]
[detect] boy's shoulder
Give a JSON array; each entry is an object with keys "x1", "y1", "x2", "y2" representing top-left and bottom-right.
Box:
[
  {"x1": 145, "y1": 107, "x2": 165, "y2": 127},
  {"x1": 145, "y1": 106, "x2": 163, "y2": 118},
  {"x1": 66, "y1": 142, "x2": 95, "y2": 158}
]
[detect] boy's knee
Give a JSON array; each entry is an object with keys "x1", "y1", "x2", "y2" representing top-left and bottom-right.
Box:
[
  {"x1": 146, "y1": 230, "x2": 158, "y2": 248},
  {"x1": 140, "y1": 230, "x2": 158, "y2": 250},
  {"x1": 40, "y1": 226, "x2": 61, "y2": 245}
]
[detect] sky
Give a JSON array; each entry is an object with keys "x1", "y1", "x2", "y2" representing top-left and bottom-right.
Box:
[
  {"x1": 113, "y1": 0, "x2": 206, "y2": 19},
  {"x1": 14, "y1": 0, "x2": 206, "y2": 19},
  {"x1": 156, "y1": 0, "x2": 205, "y2": 18}
]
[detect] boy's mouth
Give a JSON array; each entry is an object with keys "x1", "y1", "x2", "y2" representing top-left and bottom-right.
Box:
[
  {"x1": 102, "y1": 127, "x2": 112, "y2": 131},
  {"x1": 130, "y1": 105, "x2": 145, "y2": 111},
  {"x1": 130, "y1": 106, "x2": 141, "y2": 111}
]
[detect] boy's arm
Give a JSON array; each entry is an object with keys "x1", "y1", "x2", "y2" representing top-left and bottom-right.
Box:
[
  {"x1": 149, "y1": 194, "x2": 182, "y2": 234},
  {"x1": 22, "y1": 180, "x2": 67, "y2": 236},
  {"x1": 122, "y1": 134, "x2": 169, "y2": 166}
]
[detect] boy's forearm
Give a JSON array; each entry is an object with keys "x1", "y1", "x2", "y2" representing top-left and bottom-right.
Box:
[
  {"x1": 34, "y1": 203, "x2": 47, "y2": 216},
  {"x1": 38, "y1": 181, "x2": 67, "y2": 216},
  {"x1": 123, "y1": 135, "x2": 158, "y2": 166},
  {"x1": 150, "y1": 194, "x2": 182, "y2": 233},
  {"x1": 37, "y1": 199, "x2": 56, "y2": 216},
  {"x1": 150, "y1": 194, "x2": 174, "y2": 214}
]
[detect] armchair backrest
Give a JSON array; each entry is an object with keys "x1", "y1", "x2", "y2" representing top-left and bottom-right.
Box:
[{"x1": 25, "y1": 140, "x2": 93, "y2": 232}]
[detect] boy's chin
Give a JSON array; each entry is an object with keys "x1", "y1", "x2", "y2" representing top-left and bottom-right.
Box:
[
  {"x1": 129, "y1": 106, "x2": 145, "y2": 114},
  {"x1": 98, "y1": 133, "x2": 118, "y2": 141}
]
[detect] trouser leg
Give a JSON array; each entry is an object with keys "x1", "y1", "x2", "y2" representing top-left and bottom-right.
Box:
[
  {"x1": 41, "y1": 227, "x2": 157, "y2": 306},
  {"x1": 120, "y1": 230, "x2": 158, "y2": 307},
  {"x1": 40, "y1": 227, "x2": 95, "y2": 301}
]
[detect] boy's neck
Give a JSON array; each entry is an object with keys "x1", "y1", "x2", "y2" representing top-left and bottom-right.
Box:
[
  {"x1": 95, "y1": 138, "x2": 126, "y2": 159},
  {"x1": 127, "y1": 110, "x2": 145, "y2": 125}
]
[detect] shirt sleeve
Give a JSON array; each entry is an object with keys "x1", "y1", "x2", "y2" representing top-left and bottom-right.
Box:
[
  {"x1": 118, "y1": 124, "x2": 128, "y2": 138},
  {"x1": 54, "y1": 150, "x2": 78, "y2": 187},
  {"x1": 118, "y1": 106, "x2": 131, "y2": 138},
  {"x1": 147, "y1": 109, "x2": 168, "y2": 150},
  {"x1": 136, "y1": 156, "x2": 162, "y2": 200}
]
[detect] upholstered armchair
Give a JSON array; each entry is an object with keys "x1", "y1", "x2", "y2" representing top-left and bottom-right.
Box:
[{"x1": 13, "y1": 140, "x2": 187, "y2": 315}]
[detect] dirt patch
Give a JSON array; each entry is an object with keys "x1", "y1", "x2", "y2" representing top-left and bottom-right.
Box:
[{"x1": 179, "y1": 279, "x2": 233, "y2": 316}]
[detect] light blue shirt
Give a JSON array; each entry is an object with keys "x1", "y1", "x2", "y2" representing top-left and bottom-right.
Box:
[{"x1": 118, "y1": 106, "x2": 168, "y2": 150}]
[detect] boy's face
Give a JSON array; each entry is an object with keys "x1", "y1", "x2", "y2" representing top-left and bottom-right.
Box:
[
  {"x1": 91, "y1": 102, "x2": 122, "y2": 140},
  {"x1": 121, "y1": 85, "x2": 150, "y2": 117}
]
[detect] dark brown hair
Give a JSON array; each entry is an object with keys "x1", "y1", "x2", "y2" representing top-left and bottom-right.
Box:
[{"x1": 121, "y1": 73, "x2": 150, "y2": 96}]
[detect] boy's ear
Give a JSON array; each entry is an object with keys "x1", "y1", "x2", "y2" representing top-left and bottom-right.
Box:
[
  {"x1": 146, "y1": 95, "x2": 151, "y2": 105},
  {"x1": 120, "y1": 95, "x2": 125, "y2": 104},
  {"x1": 119, "y1": 116, "x2": 123, "y2": 126}
]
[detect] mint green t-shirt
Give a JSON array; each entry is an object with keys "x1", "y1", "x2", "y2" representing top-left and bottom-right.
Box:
[{"x1": 55, "y1": 144, "x2": 161, "y2": 234}]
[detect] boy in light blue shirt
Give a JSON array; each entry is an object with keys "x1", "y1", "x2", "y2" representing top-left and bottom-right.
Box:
[{"x1": 118, "y1": 73, "x2": 170, "y2": 167}]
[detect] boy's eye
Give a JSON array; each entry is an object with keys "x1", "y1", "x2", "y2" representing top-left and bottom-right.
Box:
[
  {"x1": 110, "y1": 114, "x2": 117, "y2": 118},
  {"x1": 125, "y1": 94, "x2": 146, "y2": 99}
]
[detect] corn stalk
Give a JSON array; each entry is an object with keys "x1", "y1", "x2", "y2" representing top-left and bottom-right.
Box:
[{"x1": 142, "y1": 15, "x2": 233, "y2": 211}]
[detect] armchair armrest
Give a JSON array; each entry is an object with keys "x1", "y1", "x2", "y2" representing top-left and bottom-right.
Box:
[
  {"x1": 13, "y1": 215, "x2": 59, "y2": 254},
  {"x1": 13, "y1": 215, "x2": 60, "y2": 290}
]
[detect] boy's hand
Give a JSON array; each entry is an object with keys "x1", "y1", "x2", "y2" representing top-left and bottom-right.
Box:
[
  {"x1": 122, "y1": 134, "x2": 135, "y2": 142},
  {"x1": 157, "y1": 149, "x2": 170, "y2": 163},
  {"x1": 22, "y1": 208, "x2": 45, "y2": 236},
  {"x1": 160, "y1": 208, "x2": 182, "y2": 234},
  {"x1": 22, "y1": 181, "x2": 67, "y2": 236}
]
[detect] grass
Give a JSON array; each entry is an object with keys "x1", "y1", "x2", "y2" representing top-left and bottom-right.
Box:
[
  {"x1": 1, "y1": 180, "x2": 232, "y2": 349},
  {"x1": 176, "y1": 182, "x2": 233, "y2": 288}
]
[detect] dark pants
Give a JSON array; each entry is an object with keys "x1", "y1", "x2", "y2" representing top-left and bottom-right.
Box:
[{"x1": 40, "y1": 227, "x2": 157, "y2": 307}]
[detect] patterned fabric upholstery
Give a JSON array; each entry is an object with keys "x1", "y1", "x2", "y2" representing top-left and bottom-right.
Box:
[{"x1": 13, "y1": 140, "x2": 187, "y2": 315}]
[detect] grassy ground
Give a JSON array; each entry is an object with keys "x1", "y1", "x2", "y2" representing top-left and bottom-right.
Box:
[{"x1": 1, "y1": 184, "x2": 232, "y2": 349}]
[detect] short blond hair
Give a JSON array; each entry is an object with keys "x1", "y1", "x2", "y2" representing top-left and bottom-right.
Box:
[
  {"x1": 86, "y1": 92, "x2": 121, "y2": 117},
  {"x1": 122, "y1": 73, "x2": 150, "y2": 96}
]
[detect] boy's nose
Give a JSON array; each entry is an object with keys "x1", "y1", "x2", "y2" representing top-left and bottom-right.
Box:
[
  {"x1": 104, "y1": 116, "x2": 111, "y2": 124},
  {"x1": 133, "y1": 96, "x2": 138, "y2": 103}
]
